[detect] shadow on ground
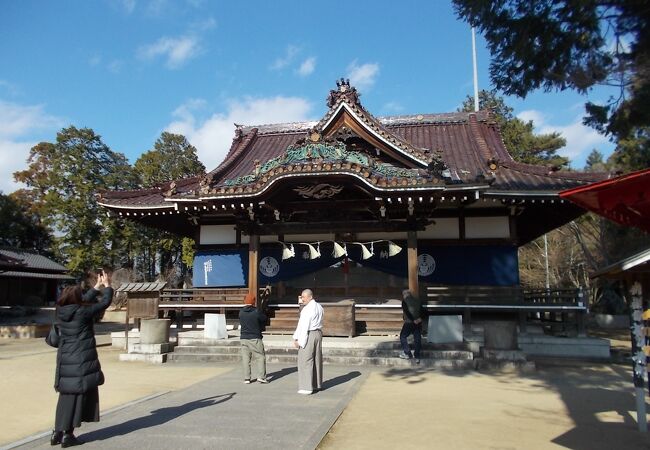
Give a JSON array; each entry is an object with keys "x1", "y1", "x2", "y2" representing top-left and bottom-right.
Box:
[
  {"x1": 267, "y1": 366, "x2": 297, "y2": 382},
  {"x1": 322, "y1": 371, "x2": 361, "y2": 390},
  {"x1": 80, "y1": 393, "x2": 235, "y2": 442}
]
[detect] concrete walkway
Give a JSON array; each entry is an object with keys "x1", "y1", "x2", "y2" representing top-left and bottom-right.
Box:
[{"x1": 12, "y1": 364, "x2": 366, "y2": 450}]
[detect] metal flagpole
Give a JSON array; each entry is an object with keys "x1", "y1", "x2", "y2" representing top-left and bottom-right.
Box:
[{"x1": 471, "y1": 27, "x2": 479, "y2": 112}]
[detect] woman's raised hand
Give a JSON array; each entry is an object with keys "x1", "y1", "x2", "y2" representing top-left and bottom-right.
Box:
[{"x1": 94, "y1": 271, "x2": 111, "y2": 289}]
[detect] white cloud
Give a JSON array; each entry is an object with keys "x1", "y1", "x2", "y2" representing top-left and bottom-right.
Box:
[
  {"x1": 0, "y1": 101, "x2": 64, "y2": 193},
  {"x1": 192, "y1": 17, "x2": 216, "y2": 32},
  {"x1": 89, "y1": 55, "x2": 102, "y2": 67},
  {"x1": 119, "y1": 0, "x2": 136, "y2": 14},
  {"x1": 146, "y1": 0, "x2": 169, "y2": 16},
  {"x1": 346, "y1": 60, "x2": 380, "y2": 91},
  {"x1": 271, "y1": 45, "x2": 300, "y2": 70},
  {"x1": 138, "y1": 35, "x2": 201, "y2": 69},
  {"x1": 517, "y1": 109, "x2": 546, "y2": 125},
  {"x1": 297, "y1": 57, "x2": 316, "y2": 77},
  {"x1": 165, "y1": 96, "x2": 313, "y2": 170},
  {"x1": 517, "y1": 109, "x2": 610, "y2": 162},
  {"x1": 0, "y1": 80, "x2": 19, "y2": 97},
  {"x1": 108, "y1": 59, "x2": 124, "y2": 74},
  {"x1": 381, "y1": 101, "x2": 404, "y2": 114}
]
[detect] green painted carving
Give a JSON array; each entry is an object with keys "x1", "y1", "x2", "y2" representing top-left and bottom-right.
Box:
[
  {"x1": 374, "y1": 164, "x2": 418, "y2": 178},
  {"x1": 223, "y1": 141, "x2": 419, "y2": 186}
]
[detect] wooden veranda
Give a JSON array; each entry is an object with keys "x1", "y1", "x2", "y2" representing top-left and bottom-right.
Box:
[{"x1": 147, "y1": 285, "x2": 587, "y2": 337}]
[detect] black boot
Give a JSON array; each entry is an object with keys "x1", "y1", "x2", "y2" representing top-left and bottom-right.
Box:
[
  {"x1": 61, "y1": 433, "x2": 82, "y2": 448},
  {"x1": 50, "y1": 431, "x2": 62, "y2": 446}
]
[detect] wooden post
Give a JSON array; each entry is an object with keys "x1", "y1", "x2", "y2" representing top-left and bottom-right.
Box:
[
  {"x1": 407, "y1": 230, "x2": 418, "y2": 297},
  {"x1": 628, "y1": 280, "x2": 647, "y2": 432},
  {"x1": 248, "y1": 234, "x2": 260, "y2": 307}
]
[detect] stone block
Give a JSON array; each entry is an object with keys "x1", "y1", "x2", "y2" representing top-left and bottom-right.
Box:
[
  {"x1": 119, "y1": 353, "x2": 167, "y2": 364},
  {"x1": 140, "y1": 319, "x2": 170, "y2": 345},
  {"x1": 427, "y1": 315, "x2": 463, "y2": 344},
  {"x1": 484, "y1": 321, "x2": 518, "y2": 350},
  {"x1": 111, "y1": 330, "x2": 140, "y2": 349},
  {"x1": 204, "y1": 313, "x2": 228, "y2": 339}
]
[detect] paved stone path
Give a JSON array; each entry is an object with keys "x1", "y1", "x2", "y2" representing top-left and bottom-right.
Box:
[{"x1": 15, "y1": 364, "x2": 367, "y2": 450}]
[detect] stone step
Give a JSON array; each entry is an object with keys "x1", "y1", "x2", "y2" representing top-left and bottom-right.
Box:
[
  {"x1": 167, "y1": 352, "x2": 477, "y2": 369},
  {"x1": 268, "y1": 319, "x2": 299, "y2": 328},
  {"x1": 172, "y1": 345, "x2": 473, "y2": 360}
]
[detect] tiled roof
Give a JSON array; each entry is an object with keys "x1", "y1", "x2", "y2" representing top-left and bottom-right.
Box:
[
  {"x1": 116, "y1": 281, "x2": 167, "y2": 292},
  {"x1": 0, "y1": 248, "x2": 69, "y2": 273},
  {"x1": 0, "y1": 271, "x2": 75, "y2": 280},
  {"x1": 98, "y1": 82, "x2": 605, "y2": 209}
]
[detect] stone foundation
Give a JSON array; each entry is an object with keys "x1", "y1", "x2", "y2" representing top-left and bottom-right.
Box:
[{"x1": 0, "y1": 323, "x2": 50, "y2": 339}]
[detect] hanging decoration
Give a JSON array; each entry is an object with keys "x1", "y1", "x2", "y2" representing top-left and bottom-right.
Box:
[
  {"x1": 307, "y1": 243, "x2": 321, "y2": 259},
  {"x1": 281, "y1": 243, "x2": 295, "y2": 260},
  {"x1": 332, "y1": 241, "x2": 347, "y2": 258},
  {"x1": 276, "y1": 240, "x2": 399, "y2": 261},
  {"x1": 359, "y1": 243, "x2": 373, "y2": 260},
  {"x1": 388, "y1": 241, "x2": 403, "y2": 256}
]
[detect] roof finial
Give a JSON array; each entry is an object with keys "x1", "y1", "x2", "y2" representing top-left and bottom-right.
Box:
[{"x1": 327, "y1": 78, "x2": 359, "y2": 108}]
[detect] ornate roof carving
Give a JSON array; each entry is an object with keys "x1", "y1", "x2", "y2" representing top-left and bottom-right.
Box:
[
  {"x1": 314, "y1": 80, "x2": 438, "y2": 167},
  {"x1": 206, "y1": 139, "x2": 434, "y2": 197}
]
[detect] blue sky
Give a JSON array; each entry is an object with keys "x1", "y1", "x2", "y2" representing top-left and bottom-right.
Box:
[{"x1": 0, "y1": 0, "x2": 616, "y2": 193}]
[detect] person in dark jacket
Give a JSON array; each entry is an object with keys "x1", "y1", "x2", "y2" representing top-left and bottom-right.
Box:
[
  {"x1": 399, "y1": 289, "x2": 423, "y2": 363},
  {"x1": 239, "y1": 293, "x2": 268, "y2": 384},
  {"x1": 51, "y1": 271, "x2": 113, "y2": 447}
]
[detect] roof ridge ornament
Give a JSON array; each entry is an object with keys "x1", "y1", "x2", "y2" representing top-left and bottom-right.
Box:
[{"x1": 327, "y1": 78, "x2": 360, "y2": 108}]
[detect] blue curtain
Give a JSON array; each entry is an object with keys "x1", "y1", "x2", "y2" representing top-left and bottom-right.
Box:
[
  {"x1": 346, "y1": 241, "x2": 519, "y2": 286},
  {"x1": 192, "y1": 250, "x2": 246, "y2": 287},
  {"x1": 258, "y1": 242, "x2": 345, "y2": 285},
  {"x1": 193, "y1": 242, "x2": 519, "y2": 287}
]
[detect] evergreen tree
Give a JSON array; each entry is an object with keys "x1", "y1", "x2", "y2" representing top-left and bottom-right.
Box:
[
  {"x1": 134, "y1": 132, "x2": 205, "y2": 187},
  {"x1": 584, "y1": 149, "x2": 608, "y2": 172},
  {"x1": 131, "y1": 132, "x2": 205, "y2": 280},
  {"x1": 453, "y1": 0, "x2": 650, "y2": 141},
  {"x1": 13, "y1": 126, "x2": 137, "y2": 275},
  {"x1": 0, "y1": 191, "x2": 52, "y2": 253}
]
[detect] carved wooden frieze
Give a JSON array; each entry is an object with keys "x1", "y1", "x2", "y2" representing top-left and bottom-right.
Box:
[{"x1": 293, "y1": 184, "x2": 344, "y2": 199}]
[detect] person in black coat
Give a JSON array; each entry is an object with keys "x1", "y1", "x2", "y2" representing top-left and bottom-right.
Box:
[
  {"x1": 51, "y1": 271, "x2": 113, "y2": 447},
  {"x1": 399, "y1": 289, "x2": 423, "y2": 363},
  {"x1": 239, "y1": 293, "x2": 268, "y2": 384}
]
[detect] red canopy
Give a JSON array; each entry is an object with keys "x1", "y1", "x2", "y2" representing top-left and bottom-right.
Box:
[{"x1": 559, "y1": 168, "x2": 650, "y2": 233}]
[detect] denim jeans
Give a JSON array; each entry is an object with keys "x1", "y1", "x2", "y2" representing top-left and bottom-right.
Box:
[{"x1": 399, "y1": 322, "x2": 422, "y2": 358}]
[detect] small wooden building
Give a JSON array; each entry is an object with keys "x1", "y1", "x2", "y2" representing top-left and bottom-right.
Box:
[{"x1": 0, "y1": 248, "x2": 74, "y2": 306}]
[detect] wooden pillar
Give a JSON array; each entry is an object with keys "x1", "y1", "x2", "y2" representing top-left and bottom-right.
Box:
[
  {"x1": 248, "y1": 234, "x2": 260, "y2": 306},
  {"x1": 407, "y1": 230, "x2": 419, "y2": 297},
  {"x1": 627, "y1": 279, "x2": 647, "y2": 432}
]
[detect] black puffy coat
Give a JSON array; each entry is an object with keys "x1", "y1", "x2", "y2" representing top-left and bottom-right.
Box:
[
  {"x1": 402, "y1": 292, "x2": 423, "y2": 323},
  {"x1": 239, "y1": 305, "x2": 267, "y2": 340},
  {"x1": 54, "y1": 287, "x2": 113, "y2": 394}
]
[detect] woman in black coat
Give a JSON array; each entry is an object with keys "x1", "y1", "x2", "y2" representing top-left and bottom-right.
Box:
[{"x1": 51, "y1": 272, "x2": 113, "y2": 447}]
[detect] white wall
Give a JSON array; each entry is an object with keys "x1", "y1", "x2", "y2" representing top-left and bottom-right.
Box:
[
  {"x1": 419, "y1": 218, "x2": 460, "y2": 239},
  {"x1": 200, "y1": 224, "x2": 237, "y2": 245},
  {"x1": 200, "y1": 225, "x2": 279, "y2": 244},
  {"x1": 465, "y1": 216, "x2": 510, "y2": 239}
]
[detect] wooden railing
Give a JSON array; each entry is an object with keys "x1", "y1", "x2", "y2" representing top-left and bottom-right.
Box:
[
  {"x1": 426, "y1": 286, "x2": 586, "y2": 310},
  {"x1": 425, "y1": 285, "x2": 587, "y2": 335},
  {"x1": 157, "y1": 287, "x2": 271, "y2": 329}
]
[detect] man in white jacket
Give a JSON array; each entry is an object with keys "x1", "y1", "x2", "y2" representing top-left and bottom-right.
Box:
[{"x1": 292, "y1": 289, "x2": 324, "y2": 395}]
